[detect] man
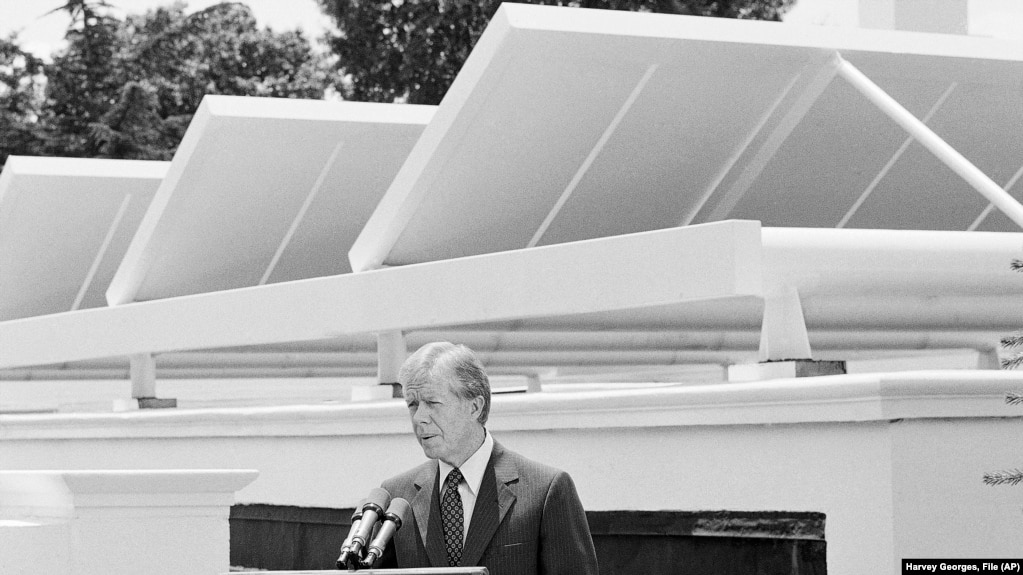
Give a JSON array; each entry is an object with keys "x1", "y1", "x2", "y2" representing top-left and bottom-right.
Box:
[{"x1": 377, "y1": 342, "x2": 599, "y2": 575}]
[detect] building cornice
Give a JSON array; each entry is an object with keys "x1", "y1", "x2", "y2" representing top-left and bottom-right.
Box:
[{"x1": 2, "y1": 371, "x2": 1021, "y2": 441}]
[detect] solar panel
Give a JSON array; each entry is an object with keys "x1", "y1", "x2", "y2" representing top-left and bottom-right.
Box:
[
  {"x1": 4, "y1": 7, "x2": 1023, "y2": 374},
  {"x1": 0, "y1": 156, "x2": 166, "y2": 321},
  {"x1": 349, "y1": 4, "x2": 1023, "y2": 272},
  {"x1": 106, "y1": 96, "x2": 434, "y2": 305}
]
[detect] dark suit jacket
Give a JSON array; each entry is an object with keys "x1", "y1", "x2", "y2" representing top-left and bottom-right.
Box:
[{"x1": 379, "y1": 440, "x2": 599, "y2": 575}]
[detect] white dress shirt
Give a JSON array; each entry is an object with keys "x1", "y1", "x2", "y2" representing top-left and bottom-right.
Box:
[{"x1": 438, "y1": 429, "x2": 494, "y2": 544}]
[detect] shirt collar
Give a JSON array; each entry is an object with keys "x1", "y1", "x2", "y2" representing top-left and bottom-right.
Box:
[{"x1": 438, "y1": 429, "x2": 493, "y2": 496}]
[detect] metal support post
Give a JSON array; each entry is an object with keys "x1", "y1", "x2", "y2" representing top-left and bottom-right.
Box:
[
  {"x1": 835, "y1": 55, "x2": 1023, "y2": 230},
  {"x1": 129, "y1": 352, "x2": 176, "y2": 409},
  {"x1": 377, "y1": 331, "x2": 407, "y2": 398},
  {"x1": 758, "y1": 286, "x2": 812, "y2": 362}
]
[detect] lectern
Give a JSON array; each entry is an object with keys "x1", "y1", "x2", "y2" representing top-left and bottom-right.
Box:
[{"x1": 245, "y1": 564, "x2": 488, "y2": 568}]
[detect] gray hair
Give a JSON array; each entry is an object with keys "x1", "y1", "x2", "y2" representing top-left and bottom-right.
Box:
[{"x1": 399, "y1": 341, "x2": 491, "y2": 425}]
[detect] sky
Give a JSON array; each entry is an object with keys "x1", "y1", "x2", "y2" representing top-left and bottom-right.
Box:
[{"x1": 1, "y1": 0, "x2": 1022, "y2": 60}]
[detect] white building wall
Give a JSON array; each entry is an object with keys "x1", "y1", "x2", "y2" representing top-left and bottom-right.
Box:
[{"x1": 2, "y1": 371, "x2": 1022, "y2": 574}]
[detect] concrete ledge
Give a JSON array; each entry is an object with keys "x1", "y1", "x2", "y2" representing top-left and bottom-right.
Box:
[{"x1": 1, "y1": 370, "x2": 1020, "y2": 440}]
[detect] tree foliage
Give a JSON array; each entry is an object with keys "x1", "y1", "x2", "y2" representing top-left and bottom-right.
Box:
[
  {"x1": 1, "y1": 1, "x2": 337, "y2": 167},
  {"x1": 317, "y1": 0, "x2": 796, "y2": 105},
  {"x1": 0, "y1": 35, "x2": 48, "y2": 165},
  {"x1": 989, "y1": 261, "x2": 1023, "y2": 489},
  {"x1": 43, "y1": 0, "x2": 125, "y2": 157},
  {"x1": 89, "y1": 80, "x2": 170, "y2": 159},
  {"x1": 1000, "y1": 259, "x2": 1023, "y2": 369},
  {"x1": 120, "y1": 3, "x2": 334, "y2": 120}
]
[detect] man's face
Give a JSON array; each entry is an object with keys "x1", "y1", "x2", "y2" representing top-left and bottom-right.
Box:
[{"x1": 404, "y1": 372, "x2": 483, "y2": 467}]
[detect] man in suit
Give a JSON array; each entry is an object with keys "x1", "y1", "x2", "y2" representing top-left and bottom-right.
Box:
[{"x1": 378, "y1": 341, "x2": 599, "y2": 575}]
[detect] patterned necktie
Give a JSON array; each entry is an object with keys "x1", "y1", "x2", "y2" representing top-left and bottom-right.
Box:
[{"x1": 441, "y1": 468, "x2": 464, "y2": 567}]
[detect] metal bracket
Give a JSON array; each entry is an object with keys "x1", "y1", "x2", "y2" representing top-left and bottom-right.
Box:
[
  {"x1": 758, "y1": 286, "x2": 812, "y2": 362},
  {"x1": 129, "y1": 353, "x2": 176, "y2": 409},
  {"x1": 377, "y1": 330, "x2": 406, "y2": 398},
  {"x1": 835, "y1": 53, "x2": 1023, "y2": 230}
]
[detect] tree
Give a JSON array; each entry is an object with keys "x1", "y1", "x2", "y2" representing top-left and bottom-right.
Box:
[
  {"x1": 121, "y1": 2, "x2": 335, "y2": 120},
  {"x1": 89, "y1": 80, "x2": 174, "y2": 159},
  {"x1": 0, "y1": 35, "x2": 47, "y2": 168},
  {"x1": 316, "y1": 0, "x2": 796, "y2": 105},
  {"x1": 36, "y1": 1, "x2": 337, "y2": 161},
  {"x1": 42, "y1": 0, "x2": 124, "y2": 157},
  {"x1": 982, "y1": 392, "x2": 1023, "y2": 486},
  {"x1": 987, "y1": 259, "x2": 1023, "y2": 488},
  {"x1": 1000, "y1": 259, "x2": 1023, "y2": 370}
]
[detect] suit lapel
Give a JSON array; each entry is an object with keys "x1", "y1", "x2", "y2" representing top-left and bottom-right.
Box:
[
  {"x1": 461, "y1": 441, "x2": 518, "y2": 566},
  {"x1": 493, "y1": 443, "x2": 518, "y2": 527},
  {"x1": 412, "y1": 462, "x2": 446, "y2": 566}
]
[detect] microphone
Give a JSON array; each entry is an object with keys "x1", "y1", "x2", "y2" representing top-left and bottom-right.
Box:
[
  {"x1": 361, "y1": 498, "x2": 411, "y2": 567},
  {"x1": 335, "y1": 499, "x2": 367, "y2": 569},
  {"x1": 346, "y1": 487, "x2": 391, "y2": 561}
]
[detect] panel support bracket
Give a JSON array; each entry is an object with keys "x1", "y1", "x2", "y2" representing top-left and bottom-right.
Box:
[
  {"x1": 835, "y1": 54, "x2": 1023, "y2": 230},
  {"x1": 376, "y1": 330, "x2": 406, "y2": 398},
  {"x1": 129, "y1": 352, "x2": 176, "y2": 409},
  {"x1": 758, "y1": 286, "x2": 812, "y2": 363},
  {"x1": 730, "y1": 286, "x2": 846, "y2": 382}
]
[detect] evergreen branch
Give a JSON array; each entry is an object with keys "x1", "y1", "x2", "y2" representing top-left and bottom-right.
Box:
[
  {"x1": 42, "y1": 1, "x2": 116, "y2": 21},
  {"x1": 983, "y1": 469, "x2": 1023, "y2": 486},
  {"x1": 1000, "y1": 332, "x2": 1023, "y2": 349},
  {"x1": 1007, "y1": 392, "x2": 1023, "y2": 406},
  {"x1": 999, "y1": 352, "x2": 1023, "y2": 370}
]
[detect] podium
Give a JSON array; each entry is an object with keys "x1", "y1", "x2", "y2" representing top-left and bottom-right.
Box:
[
  {"x1": 245, "y1": 564, "x2": 488, "y2": 568},
  {"x1": 0, "y1": 469, "x2": 259, "y2": 575}
]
